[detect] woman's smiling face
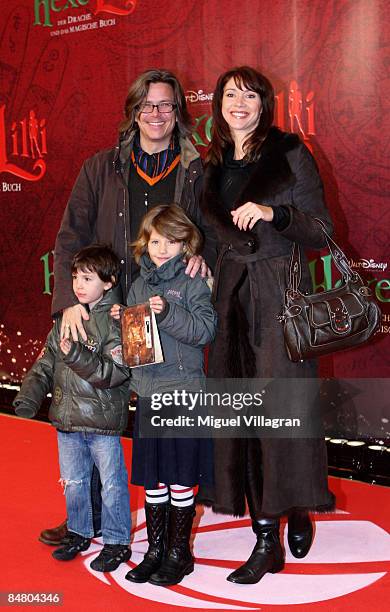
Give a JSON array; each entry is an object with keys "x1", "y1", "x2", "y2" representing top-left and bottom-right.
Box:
[{"x1": 221, "y1": 77, "x2": 262, "y2": 140}]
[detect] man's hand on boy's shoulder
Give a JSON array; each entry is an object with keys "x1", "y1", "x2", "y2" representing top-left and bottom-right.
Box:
[{"x1": 61, "y1": 304, "x2": 89, "y2": 342}]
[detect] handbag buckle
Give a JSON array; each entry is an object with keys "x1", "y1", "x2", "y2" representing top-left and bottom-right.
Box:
[{"x1": 328, "y1": 298, "x2": 351, "y2": 333}]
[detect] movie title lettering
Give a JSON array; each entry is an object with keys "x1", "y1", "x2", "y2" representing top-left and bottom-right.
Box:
[
  {"x1": 0, "y1": 105, "x2": 47, "y2": 181},
  {"x1": 34, "y1": 0, "x2": 137, "y2": 28}
]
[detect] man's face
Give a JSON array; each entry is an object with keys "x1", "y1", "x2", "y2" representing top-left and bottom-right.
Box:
[{"x1": 136, "y1": 82, "x2": 177, "y2": 153}]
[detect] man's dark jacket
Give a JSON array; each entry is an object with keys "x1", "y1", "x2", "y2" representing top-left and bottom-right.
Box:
[{"x1": 53, "y1": 133, "x2": 203, "y2": 314}]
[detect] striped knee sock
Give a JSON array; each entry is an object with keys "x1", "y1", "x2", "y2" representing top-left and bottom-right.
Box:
[
  {"x1": 145, "y1": 483, "x2": 169, "y2": 505},
  {"x1": 170, "y1": 484, "x2": 194, "y2": 507}
]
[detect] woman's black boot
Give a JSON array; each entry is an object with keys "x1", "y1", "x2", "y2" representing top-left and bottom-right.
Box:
[
  {"x1": 227, "y1": 518, "x2": 284, "y2": 584},
  {"x1": 287, "y1": 510, "x2": 313, "y2": 558},
  {"x1": 149, "y1": 504, "x2": 195, "y2": 586},
  {"x1": 125, "y1": 503, "x2": 169, "y2": 583}
]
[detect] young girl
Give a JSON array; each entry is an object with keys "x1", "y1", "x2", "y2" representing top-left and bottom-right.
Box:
[{"x1": 113, "y1": 204, "x2": 216, "y2": 587}]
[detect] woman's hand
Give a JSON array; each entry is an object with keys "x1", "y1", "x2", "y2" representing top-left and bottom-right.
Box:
[
  {"x1": 231, "y1": 202, "x2": 274, "y2": 231},
  {"x1": 59, "y1": 337, "x2": 72, "y2": 355},
  {"x1": 61, "y1": 304, "x2": 89, "y2": 341},
  {"x1": 149, "y1": 296, "x2": 166, "y2": 314},
  {"x1": 185, "y1": 254, "x2": 212, "y2": 279},
  {"x1": 110, "y1": 304, "x2": 123, "y2": 320}
]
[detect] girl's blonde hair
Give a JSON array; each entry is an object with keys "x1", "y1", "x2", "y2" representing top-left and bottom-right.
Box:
[{"x1": 133, "y1": 204, "x2": 203, "y2": 264}]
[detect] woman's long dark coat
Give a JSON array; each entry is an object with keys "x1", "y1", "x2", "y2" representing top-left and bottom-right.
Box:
[{"x1": 198, "y1": 128, "x2": 335, "y2": 517}]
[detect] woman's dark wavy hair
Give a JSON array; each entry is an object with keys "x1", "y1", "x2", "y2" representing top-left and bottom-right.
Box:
[
  {"x1": 119, "y1": 68, "x2": 192, "y2": 139},
  {"x1": 207, "y1": 66, "x2": 275, "y2": 165}
]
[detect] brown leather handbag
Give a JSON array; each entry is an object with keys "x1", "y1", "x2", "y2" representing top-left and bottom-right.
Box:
[{"x1": 278, "y1": 223, "x2": 381, "y2": 362}]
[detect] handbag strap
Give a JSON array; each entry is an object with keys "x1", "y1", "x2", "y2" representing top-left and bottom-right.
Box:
[
  {"x1": 315, "y1": 218, "x2": 356, "y2": 280},
  {"x1": 289, "y1": 242, "x2": 302, "y2": 293},
  {"x1": 288, "y1": 219, "x2": 357, "y2": 295}
]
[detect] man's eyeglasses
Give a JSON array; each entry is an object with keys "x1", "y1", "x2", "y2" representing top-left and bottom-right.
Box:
[{"x1": 137, "y1": 102, "x2": 177, "y2": 114}]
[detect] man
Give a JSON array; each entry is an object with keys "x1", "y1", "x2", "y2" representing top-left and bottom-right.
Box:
[{"x1": 40, "y1": 68, "x2": 208, "y2": 546}]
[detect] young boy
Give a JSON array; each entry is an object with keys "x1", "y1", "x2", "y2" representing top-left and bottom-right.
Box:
[{"x1": 14, "y1": 245, "x2": 131, "y2": 572}]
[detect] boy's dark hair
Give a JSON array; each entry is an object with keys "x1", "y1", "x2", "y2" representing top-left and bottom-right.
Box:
[{"x1": 71, "y1": 244, "x2": 120, "y2": 285}]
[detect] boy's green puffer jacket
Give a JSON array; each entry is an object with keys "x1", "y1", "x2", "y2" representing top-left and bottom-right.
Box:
[{"x1": 14, "y1": 288, "x2": 130, "y2": 435}]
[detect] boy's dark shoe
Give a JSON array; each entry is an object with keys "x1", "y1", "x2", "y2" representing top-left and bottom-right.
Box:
[
  {"x1": 90, "y1": 544, "x2": 131, "y2": 572},
  {"x1": 39, "y1": 520, "x2": 69, "y2": 546},
  {"x1": 52, "y1": 532, "x2": 91, "y2": 561}
]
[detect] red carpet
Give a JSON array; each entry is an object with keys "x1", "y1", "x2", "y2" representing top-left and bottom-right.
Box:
[{"x1": 1, "y1": 413, "x2": 389, "y2": 611}]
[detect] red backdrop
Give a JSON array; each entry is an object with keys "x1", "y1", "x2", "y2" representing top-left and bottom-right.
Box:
[{"x1": 0, "y1": 0, "x2": 389, "y2": 383}]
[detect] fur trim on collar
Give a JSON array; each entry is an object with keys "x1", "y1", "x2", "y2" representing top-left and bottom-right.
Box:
[
  {"x1": 179, "y1": 136, "x2": 200, "y2": 168},
  {"x1": 200, "y1": 128, "x2": 300, "y2": 250}
]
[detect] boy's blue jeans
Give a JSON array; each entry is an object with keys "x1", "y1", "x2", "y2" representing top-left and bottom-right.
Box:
[{"x1": 57, "y1": 431, "x2": 131, "y2": 544}]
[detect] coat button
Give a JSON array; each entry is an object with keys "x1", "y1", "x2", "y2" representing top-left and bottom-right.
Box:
[
  {"x1": 246, "y1": 239, "x2": 256, "y2": 253},
  {"x1": 120, "y1": 259, "x2": 125, "y2": 264},
  {"x1": 119, "y1": 212, "x2": 123, "y2": 217},
  {"x1": 178, "y1": 365, "x2": 183, "y2": 370}
]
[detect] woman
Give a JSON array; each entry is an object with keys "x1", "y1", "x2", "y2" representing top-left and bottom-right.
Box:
[{"x1": 198, "y1": 66, "x2": 335, "y2": 584}]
